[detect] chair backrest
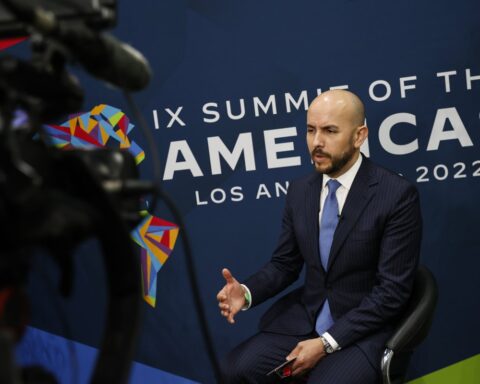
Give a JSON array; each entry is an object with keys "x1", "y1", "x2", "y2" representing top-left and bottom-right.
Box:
[
  {"x1": 386, "y1": 265, "x2": 438, "y2": 352},
  {"x1": 382, "y1": 265, "x2": 438, "y2": 384}
]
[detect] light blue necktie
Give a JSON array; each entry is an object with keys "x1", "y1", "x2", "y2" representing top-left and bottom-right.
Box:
[{"x1": 316, "y1": 179, "x2": 341, "y2": 335}]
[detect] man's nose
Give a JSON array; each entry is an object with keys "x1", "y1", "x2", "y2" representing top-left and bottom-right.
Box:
[{"x1": 313, "y1": 131, "x2": 324, "y2": 147}]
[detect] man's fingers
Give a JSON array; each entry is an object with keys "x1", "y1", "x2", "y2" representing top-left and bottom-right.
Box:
[
  {"x1": 292, "y1": 365, "x2": 303, "y2": 376},
  {"x1": 286, "y1": 346, "x2": 299, "y2": 361},
  {"x1": 222, "y1": 268, "x2": 235, "y2": 284},
  {"x1": 289, "y1": 357, "x2": 298, "y2": 371},
  {"x1": 219, "y1": 303, "x2": 229, "y2": 310},
  {"x1": 291, "y1": 357, "x2": 300, "y2": 368},
  {"x1": 219, "y1": 268, "x2": 239, "y2": 324},
  {"x1": 220, "y1": 309, "x2": 235, "y2": 323},
  {"x1": 227, "y1": 310, "x2": 236, "y2": 324},
  {"x1": 291, "y1": 356, "x2": 304, "y2": 376}
]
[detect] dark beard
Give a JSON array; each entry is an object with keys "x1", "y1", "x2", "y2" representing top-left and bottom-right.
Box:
[{"x1": 312, "y1": 145, "x2": 356, "y2": 176}]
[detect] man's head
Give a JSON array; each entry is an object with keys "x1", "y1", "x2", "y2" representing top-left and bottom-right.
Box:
[{"x1": 306, "y1": 89, "x2": 368, "y2": 178}]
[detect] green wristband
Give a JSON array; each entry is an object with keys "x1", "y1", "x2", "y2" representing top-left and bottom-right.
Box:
[{"x1": 243, "y1": 286, "x2": 251, "y2": 307}]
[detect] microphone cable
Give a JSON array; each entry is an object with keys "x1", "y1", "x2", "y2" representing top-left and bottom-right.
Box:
[{"x1": 123, "y1": 92, "x2": 223, "y2": 383}]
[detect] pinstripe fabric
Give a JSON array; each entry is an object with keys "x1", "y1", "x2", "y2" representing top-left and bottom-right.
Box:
[
  {"x1": 231, "y1": 156, "x2": 422, "y2": 382},
  {"x1": 221, "y1": 332, "x2": 379, "y2": 383},
  {"x1": 221, "y1": 332, "x2": 313, "y2": 383},
  {"x1": 306, "y1": 344, "x2": 378, "y2": 383}
]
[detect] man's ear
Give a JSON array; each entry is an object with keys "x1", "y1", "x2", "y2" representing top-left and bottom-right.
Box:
[{"x1": 354, "y1": 125, "x2": 368, "y2": 148}]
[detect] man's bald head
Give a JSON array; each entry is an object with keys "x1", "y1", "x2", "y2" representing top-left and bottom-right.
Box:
[
  {"x1": 308, "y1": 89, "x2": 365, "y2": 128},
  {"x1": 306, "y1": 89, "x2": 368, "y2": 177}
]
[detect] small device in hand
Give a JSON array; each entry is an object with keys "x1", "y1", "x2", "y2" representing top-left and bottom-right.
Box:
[{"x1": 266, "y1": 357, "x2": 297, "y2": 379}]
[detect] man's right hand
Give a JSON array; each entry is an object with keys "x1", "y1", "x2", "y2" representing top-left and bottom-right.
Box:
[{"x1": 216, "y1": 268, "x2": 246, "y2": 324}]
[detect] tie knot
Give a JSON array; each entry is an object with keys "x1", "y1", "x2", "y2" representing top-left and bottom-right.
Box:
[{"x1": 327, "y1": 179, "x2": 341, "y2": 195}]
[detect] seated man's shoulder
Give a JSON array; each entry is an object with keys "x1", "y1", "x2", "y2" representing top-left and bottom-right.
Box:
[
  {"x1": 288, "y1": 172, "x2": 319, "y2": 192},
  {"x1": 371, "y1": 162, "x2": 418, "y2": 195}
]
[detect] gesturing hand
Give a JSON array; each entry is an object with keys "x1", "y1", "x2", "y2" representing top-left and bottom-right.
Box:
[
  {"x1": 287, "y1": 338, "x2": 326, "y2": 376},
  {"x1": 216, "y1": 268, "x2": 246, "y2": 324}
]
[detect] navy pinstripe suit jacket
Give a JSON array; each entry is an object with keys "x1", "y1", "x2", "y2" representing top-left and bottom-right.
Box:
[{"x1": 244, "y1": 156, "x2": 422, "y2": 366}]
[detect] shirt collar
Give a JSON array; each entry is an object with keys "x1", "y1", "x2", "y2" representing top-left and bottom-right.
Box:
[{"x1": 322, "y1": 153, "x2": 363, "y2": 191}]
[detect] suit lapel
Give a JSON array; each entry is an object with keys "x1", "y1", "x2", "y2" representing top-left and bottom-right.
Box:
[
  {"x1": 327, "y1": 157, "x2": 378, "y2": 271},
  {"x1": 306, "y1": 172, "x2": 323, "y2": 271}
]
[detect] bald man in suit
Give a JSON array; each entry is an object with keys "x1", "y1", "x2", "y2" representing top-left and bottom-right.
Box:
[{"x1": 217, "y1": 90, "x2": 422, "y2": 383}]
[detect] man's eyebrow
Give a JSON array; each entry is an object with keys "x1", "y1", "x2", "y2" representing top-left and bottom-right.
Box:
[{"x1": 306, "y1": 123, "x2": 340, "y2": 130}]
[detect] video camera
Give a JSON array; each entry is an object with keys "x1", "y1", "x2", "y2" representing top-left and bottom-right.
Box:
[{"x1": 0, "y1": 1, "x2": 154, "y2": 383}]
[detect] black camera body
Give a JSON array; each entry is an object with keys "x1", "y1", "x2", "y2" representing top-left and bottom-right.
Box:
[{"x1": 0, "y1": 1, "x2": 152, "y2": 383}]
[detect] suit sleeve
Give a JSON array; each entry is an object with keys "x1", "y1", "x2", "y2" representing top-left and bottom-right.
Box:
[
  {"x1": 243, "y1": 183, "x2": 305, "y2": 307},
  {"x1": 328, "y1": 183, "x2": 422, "y2": 348}
]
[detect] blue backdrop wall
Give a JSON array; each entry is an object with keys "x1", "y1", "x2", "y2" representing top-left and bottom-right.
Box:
[{"x1": 14, "y1": 0, "x2": 480, "y2": 383}]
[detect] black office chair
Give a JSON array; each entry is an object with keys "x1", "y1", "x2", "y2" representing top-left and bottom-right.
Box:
[{"x1": 381, "y1": 265, "x2": 438, "y2": 384}]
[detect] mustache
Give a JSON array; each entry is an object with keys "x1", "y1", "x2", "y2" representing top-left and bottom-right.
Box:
[{"x1": 311, "y1": 148, "x2": 331, "y2": 158}]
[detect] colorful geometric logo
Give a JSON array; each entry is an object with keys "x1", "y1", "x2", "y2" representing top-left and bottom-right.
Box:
[
  {"x1": 43, "y1": 105, "x2": 178, "y2": 307},
  {"x1": 43, "y1": 104, "x2": 145, "y2": 164},
  {"x1": 132, "y1": 214, "x2": 179, "y2": 307}
]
